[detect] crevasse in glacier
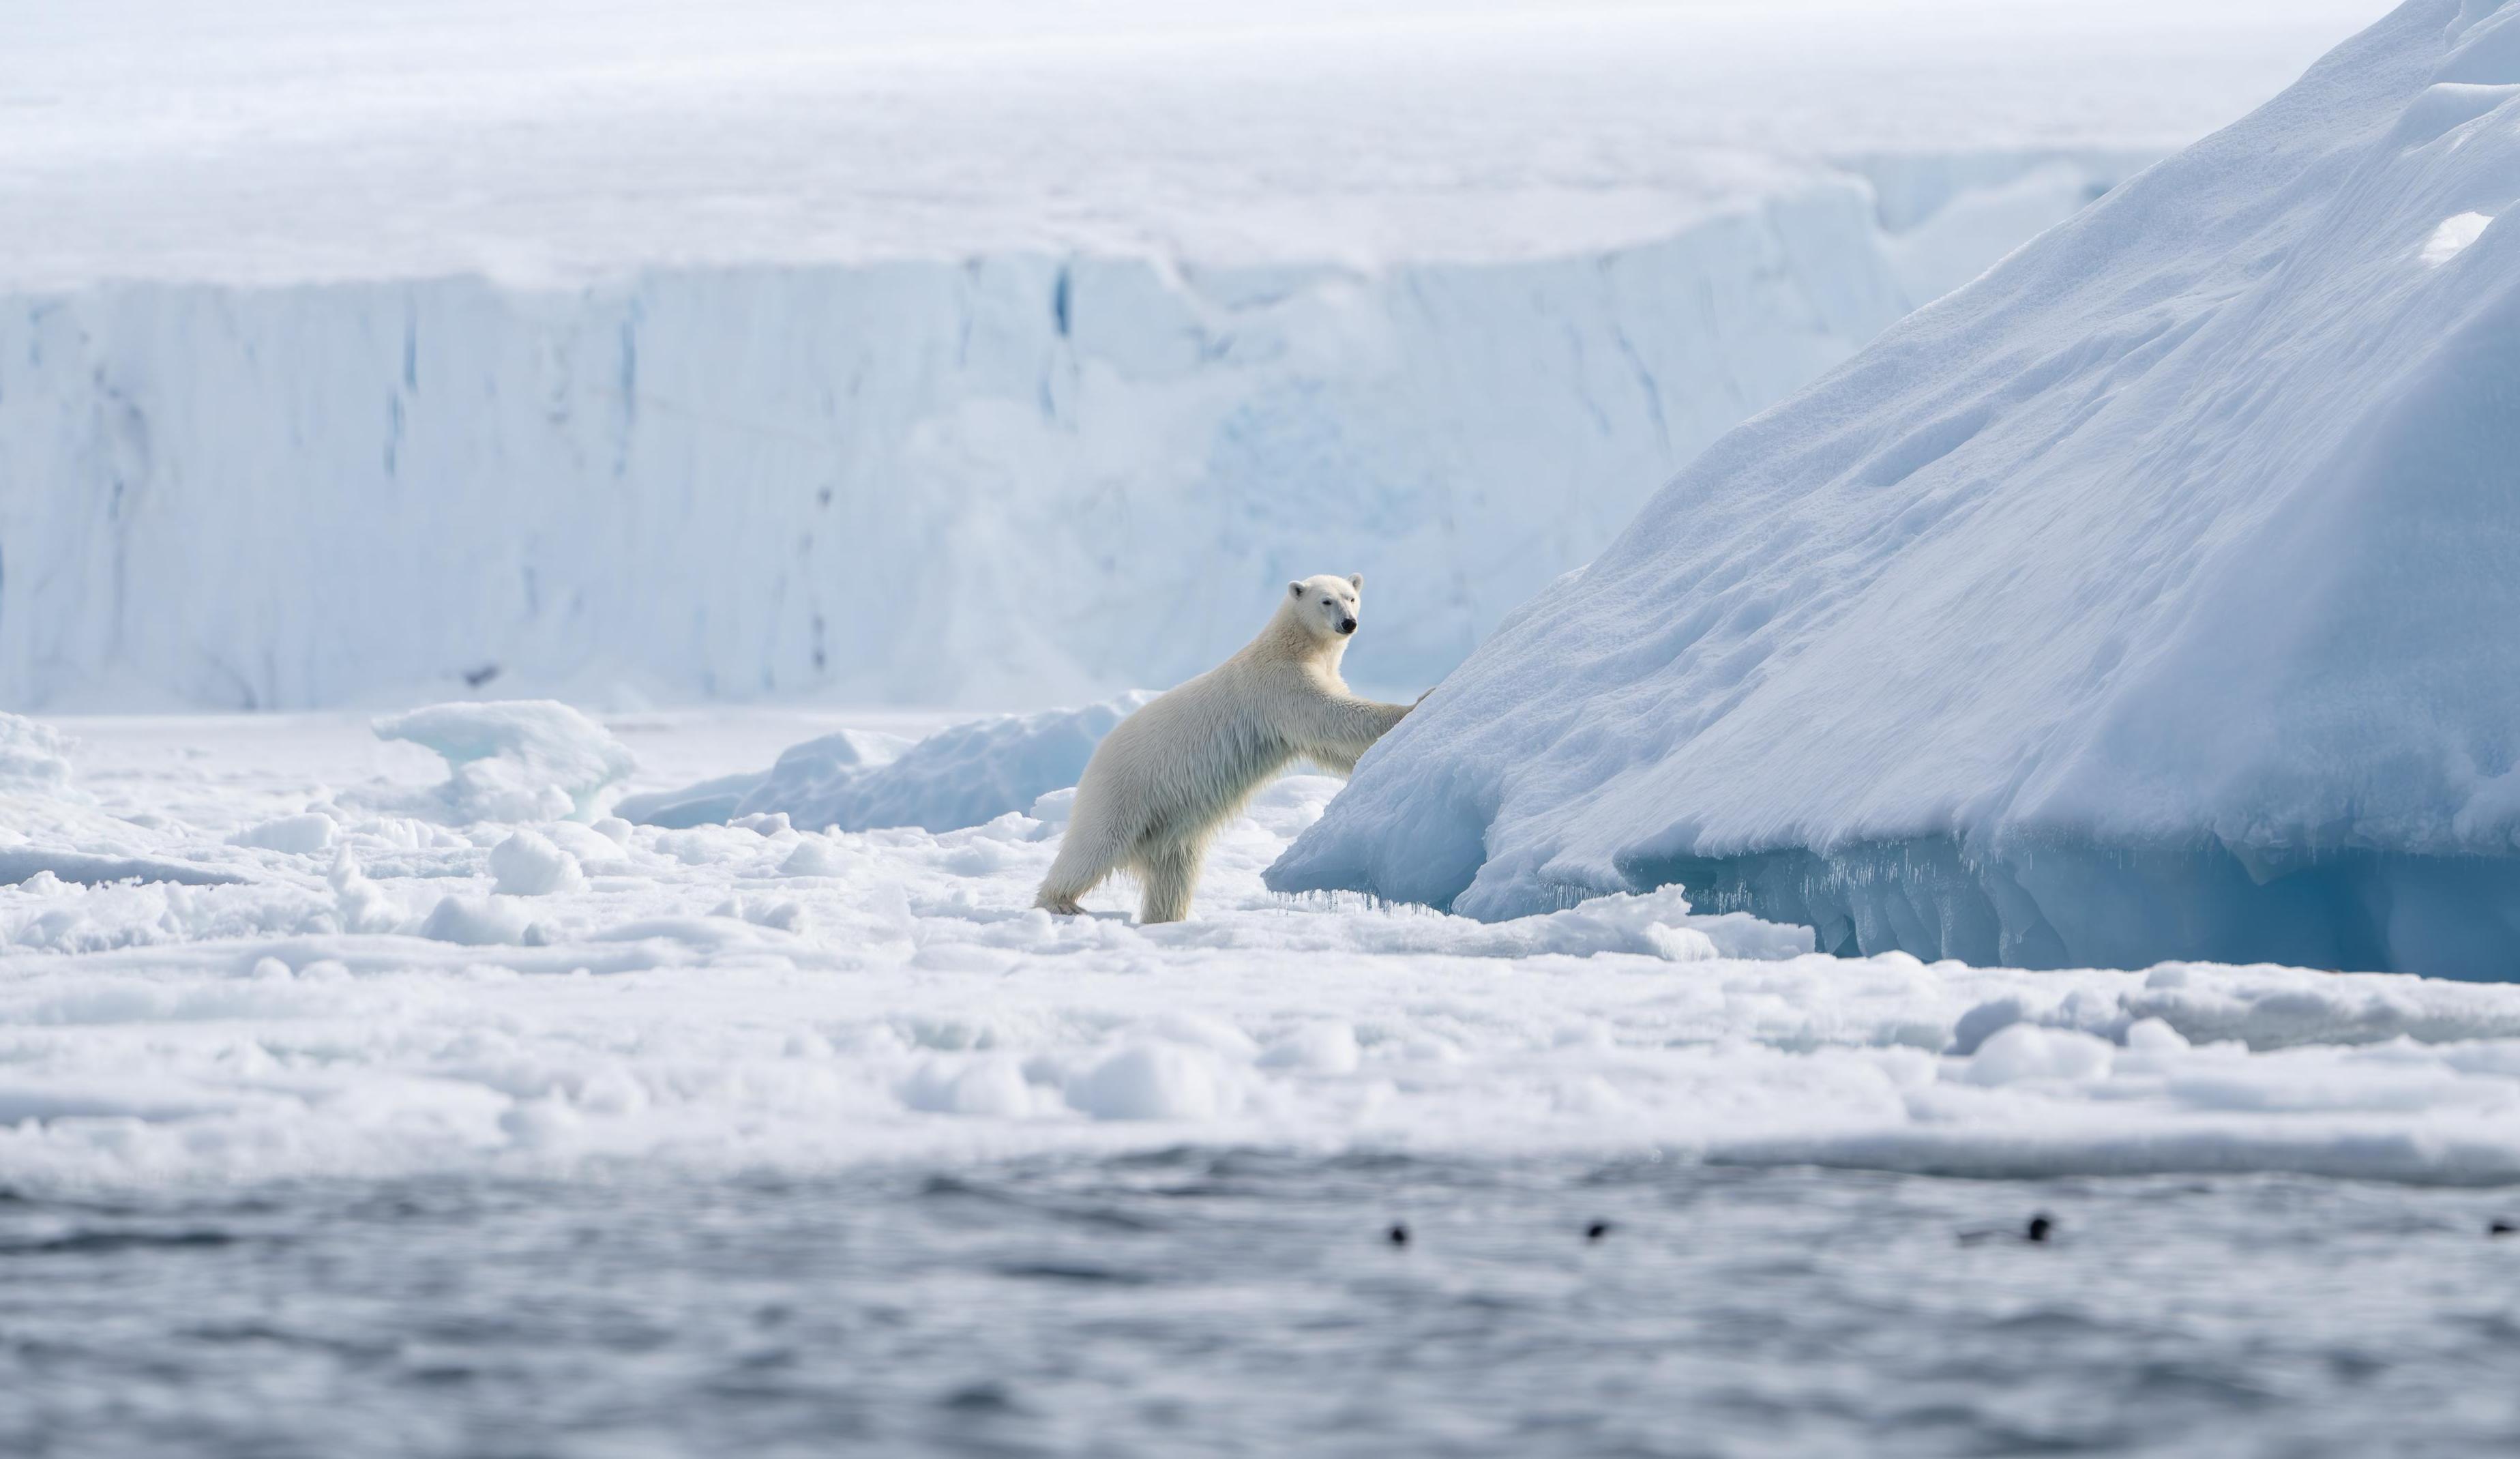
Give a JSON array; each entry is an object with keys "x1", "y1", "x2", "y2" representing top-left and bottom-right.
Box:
[{"x1": 1269, "y1": 0, "x2": 2520, "y2": 979}]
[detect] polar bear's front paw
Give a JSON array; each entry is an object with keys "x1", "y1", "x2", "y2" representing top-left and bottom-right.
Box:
[{"x1": 1036, "y1": 891, "x2": 1086, "y2": 915}]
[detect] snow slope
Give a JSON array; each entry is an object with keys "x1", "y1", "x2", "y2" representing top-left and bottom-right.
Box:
[
  {"x1": 0, "y1": 2, "x2": 2371, "y2": 711},
  {"x1": 11, "y1": 710, "x2": 2520, "y2": 1192},
  {"x1": 1272, "y1": 0, "x2": 2520, "y2": 979}
]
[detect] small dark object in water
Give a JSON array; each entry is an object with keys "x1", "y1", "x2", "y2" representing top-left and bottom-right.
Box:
[
  {"x1": 2492, "y1": 1220, "x2": 2515, "y2": 1237},
  {"x1": 1961, "y1": 1213, "x2": 2058, "y2": 1246},
  {"x1": 1387, "y1": 1223, "x2": 1409, "y2": 1246},
  {"x1": 1586, "y1": 1221, "x2": 1611, "y2": 1241},
  {"x1": 462, "y1": 662, "x2": 502, "y2": 689}
]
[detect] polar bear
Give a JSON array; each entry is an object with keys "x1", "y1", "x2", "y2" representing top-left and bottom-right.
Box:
[{"x1": 1037, "y1": 573, "x2": 1413, "y2": 924}]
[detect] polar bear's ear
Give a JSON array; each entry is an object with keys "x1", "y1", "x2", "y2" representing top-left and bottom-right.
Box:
[
  {"x1": 1288, "y1": 580, "x2": 1305, "y2": 598},
  {"x1": 1348, "y1": 573, "x2": 1364, "y2": 591}
]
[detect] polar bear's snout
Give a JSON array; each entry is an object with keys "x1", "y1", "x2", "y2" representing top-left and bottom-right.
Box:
[{"x1": 1286, "y1": 573, "x2": 1365, "y2": 640}]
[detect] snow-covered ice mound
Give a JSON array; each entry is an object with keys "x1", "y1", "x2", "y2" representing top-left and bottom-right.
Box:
[
  {"x1": 614, "y1": 727, "x2": 914, "y2": 830},
  {"x1": 371, "y1": 701, "x2": 636, "y2": 823},
  {"x1": 1273, "y1": 1, "x2": 2520, "y2": 978},
  {"x1": 0, "y1": 713, "x2": 73, "y2": 796},
  {"x1": 14, "y1": 711, "x2": 2520, "y2": 1191},
  {"x1": 0, "y1": 713, "x2": 247, "y2": 890},
  {"x1": 625, "y1": 695, "x2": 1151, "y2": 835}
]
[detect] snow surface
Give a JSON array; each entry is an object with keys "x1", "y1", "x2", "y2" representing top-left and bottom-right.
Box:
[
  {"x1": 9, "y1": 709, "x2": 2520, "y2": 1192},
  {"x1": 1273, "y1": 0, "x2": 2520, "y2": 978},
  {"x1": 0, "y1": 3, "x2": 2376, "y2": 712}
]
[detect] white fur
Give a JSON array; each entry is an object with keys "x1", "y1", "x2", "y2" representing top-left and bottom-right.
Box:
[{"x1": 1037, "y1": 573, "x2": 1412, "y2": 923}]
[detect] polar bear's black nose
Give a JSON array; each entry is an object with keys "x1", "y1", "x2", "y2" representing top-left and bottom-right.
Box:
[{"x1": 1338, "y1": 618, "x2": 1357, "y2": 634}]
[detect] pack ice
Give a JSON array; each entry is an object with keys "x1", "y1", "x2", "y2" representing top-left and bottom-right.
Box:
[
  {"x1": 1272, "y1": 0, "x2": 2520, "y2": 979},
  {"x1": 18, "y1": 708, "x2": 2520, "y2": 1192}
]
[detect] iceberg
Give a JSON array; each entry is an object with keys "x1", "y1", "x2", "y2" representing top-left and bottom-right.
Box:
[{"x1": 1271, "y1": 1, "x2": 2520, "y2": 979}]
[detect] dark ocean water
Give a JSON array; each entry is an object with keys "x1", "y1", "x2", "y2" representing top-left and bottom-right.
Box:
[{"x1": 4, "y1": 1154, "x2": 2519, "y2": 1457}]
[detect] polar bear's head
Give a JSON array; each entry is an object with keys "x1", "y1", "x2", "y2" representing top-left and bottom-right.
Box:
[{"x1": 1286, "y1": 573, "x2": 1365, "y2": 640}]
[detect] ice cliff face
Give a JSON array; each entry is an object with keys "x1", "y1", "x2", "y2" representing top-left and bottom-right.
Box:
[
  {"x1": 0, "y1": 158, "x2": 2133, "y2": 710},
  {"x1": 1272, "y1": 1, "x2": 2520, "y2": 979}
]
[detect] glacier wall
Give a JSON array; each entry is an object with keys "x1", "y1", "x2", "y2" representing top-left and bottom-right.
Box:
[{"x1": 0, "y1": 154, "x2": 2135, "y2": 711}]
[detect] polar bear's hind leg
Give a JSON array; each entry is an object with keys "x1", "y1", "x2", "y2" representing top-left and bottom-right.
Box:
[
  {"x1": 1136, "y1": 840, "x2": 1206, "y2": 924},
  {"x1": 1036, "y1": 811, "x2": 1125, "y2": 915}
]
